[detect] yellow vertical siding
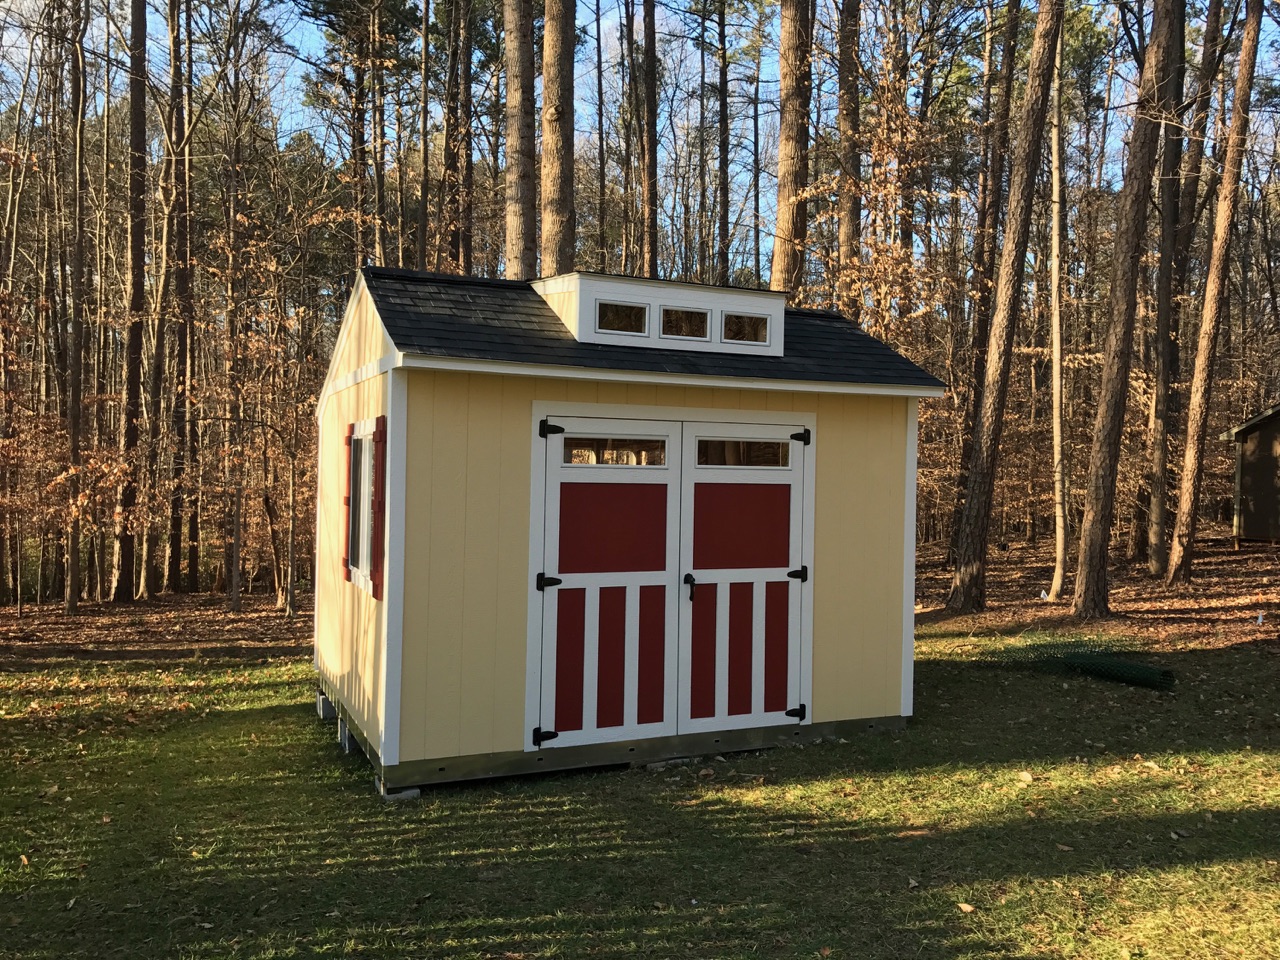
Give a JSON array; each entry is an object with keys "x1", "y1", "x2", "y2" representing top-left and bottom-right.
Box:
[
  {"x1": 393, "y1": 370, "x2": 911, "y2": 763},
  {"x1": 314, "y1": 374, "x2": 389, "y2": 748}
]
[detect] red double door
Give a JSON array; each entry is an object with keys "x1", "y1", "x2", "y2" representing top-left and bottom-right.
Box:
[{"x1": 535, "y1": 417, "x2": 809, "y2": 749}]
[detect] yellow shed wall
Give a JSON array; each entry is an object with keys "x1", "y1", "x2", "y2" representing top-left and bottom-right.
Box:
[
  {"x1": 314, "y1": 285, "x2": 394, "y2": 751},
  {"x1": 397, "y1": 371, "x2": 911, "y2": 762}
]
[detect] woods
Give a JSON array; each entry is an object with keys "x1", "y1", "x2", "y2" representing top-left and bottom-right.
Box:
[{"x1": 0, "y1": 0, "x2": 1277, "y2": 615}]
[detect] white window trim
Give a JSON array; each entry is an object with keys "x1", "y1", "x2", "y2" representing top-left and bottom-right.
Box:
[
  {"x1": 658, "y1": 304, "x2": 712, "y2": 343},
  {"x1": 594, "y1": 299, "x2": 650, "y2": 337},
  {"x1": 348, "y1": 417, "x2": 379, "y2": 596},
  {"x1": 720, "y1": 310, "x2": 772, "y2": 347}
]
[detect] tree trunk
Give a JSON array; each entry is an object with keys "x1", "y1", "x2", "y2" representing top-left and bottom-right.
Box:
[
  {"x1": 541, "y1": 0, "x2": 576, "y2": 275},
  {"x1": 416, "y1": 0, "x2": 430, "y2": 271},
  {"x1": 1147, "y1": 0, "x2": 1186, "y2": 576},
  {"x1": 640, "y1": 0, "x2": 659, "y2": 277},
  {"x1": 113, "y1": 0, "x2": 147, "y2": 603},
  {"x1": 950, "y1": 0, "x2": 1021, "y2": 560},
  {"x1": 1072, "y1": 0, "x2": 1174, "y2": 618},
  {"x1": 770, "y1": 0, "x2": 812, "y2": 294},
  {"x1": 947, "y1": 0, "x2": 1064, "y2": 612},
  {"x1": 1166, "y1": 0, "x2": 1262, "y2": 584},
  {"x1": 836, "y1": 0, "x2": 861, "y2": 314},
  {"x1": 505, "y1": 0, "x2": 536, "y2": 278},
  {"x1": 715, "y1": 0, "x2": 730, "y2": 285},
  {"x1": 65, "y1": 0, "x2": 88, "y2": 613},
  {"x1": 1048, "y1": 24, "x2": 1068, "y2": 601},
  {"x1": 166, "y1": 0, "x2": 192, "y2": 593}
]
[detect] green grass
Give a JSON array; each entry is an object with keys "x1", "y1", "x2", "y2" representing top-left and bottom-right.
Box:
[{"x1": 2, "y1": 633, "x2": 1278, "y2": 959}]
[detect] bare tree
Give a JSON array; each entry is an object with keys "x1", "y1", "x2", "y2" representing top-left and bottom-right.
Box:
[
  {"x1": 64, "y1": 0, "x2": 89, "y2": 613},
  {"x1": 641, "y1": 0, "x2": 659, "y2": 277},
  {"x1": 1048, "y1": 23, "x2": 1067, "y2": 601},
  {"x1": 1166, "y1": 0, "x2": 1263, "y2": 584},
  {"x1": 836, "y1": 0, "x2": 861, "y2": 314},
  {"x1": 541, "y1": 0, "x2": 576, "y2": 275},
  {"x1": 112, "y1": 0, "x2": 148, "y2": 602},
  {"x1": 770, "y1": 0, "x2": 811, "y2": 294},
  {"x1": 505, "y1": 0, "x2": 536, "y2": 278},
  {"x1": 947, "y1": 0, "x2": 1064, "y2": 612},
  {"x1": 1073, "y1": 0, "x2": 1175, "y2": 618}
]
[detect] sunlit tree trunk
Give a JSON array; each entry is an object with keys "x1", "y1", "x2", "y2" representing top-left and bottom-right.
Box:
[
  {"x1": 947, "y1": 0, "x2": 1064, "y2": 612},
  {"x1": 1166, "y1": 0, "x2": 1263, "y2": 584},
  {"x1": 112, "y1": 0, "x2": 147, "y2": 602},
  {"x1": 1048, "y1": 25, "x2": 1067, "y2": 601},
  {"x1": 770, "y1": 0, "x2": 811, "y2": 294},
  {"x1": 1073, "y1": 0, "x2": 1175, "y2": 618}
]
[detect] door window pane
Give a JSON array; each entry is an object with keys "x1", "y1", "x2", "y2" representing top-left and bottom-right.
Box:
[
  {"x1": 723, "y1": 312, "x2": 769, "y2": 343},
  {"x1": 597, "y1": 301, "x2": 647, "y2": 334},
  {"x1": 564, "y1": 437, "x2": 667, "y2": 466},
  {"x1": 697, "y1": 439, "x2": 790, "y2": 467},
  {"x1": 661, "y1": 307, "x2": 709, "y2": 339}
]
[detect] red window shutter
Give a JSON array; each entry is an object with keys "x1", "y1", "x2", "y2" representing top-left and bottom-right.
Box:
[
  {"x1": 370, "y1": 415, "x2": 388, "y2": 601},
  {"x1": 342, "y1": 423, "x2": 354, "y2": 582}
]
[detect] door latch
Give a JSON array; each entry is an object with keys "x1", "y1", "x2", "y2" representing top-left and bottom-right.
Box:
[{"x1": 683, "y1": 572, "x2": 697, "y2": 600}]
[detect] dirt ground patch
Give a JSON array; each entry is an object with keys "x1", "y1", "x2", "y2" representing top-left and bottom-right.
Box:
[
  {"x1": 0, "y1": 593, "x2": 313, "y2": 668},
  {"x1": 916, "y1": 524, "x2": 1280, "y2": 650}
]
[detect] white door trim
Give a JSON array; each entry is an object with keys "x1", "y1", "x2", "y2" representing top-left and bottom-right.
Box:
[
  {"x1": 676, "y1": 420, "x2": 813, "y2": 735},
  {"x1": 525, "y1": 402, "x2": 817, "y2": 751}
]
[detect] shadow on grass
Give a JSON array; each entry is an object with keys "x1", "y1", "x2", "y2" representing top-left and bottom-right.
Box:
[{"x1": 5, "y1": 637, "x2": 1279, "y2": 958}]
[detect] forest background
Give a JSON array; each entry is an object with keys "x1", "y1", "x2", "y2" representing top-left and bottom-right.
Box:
[{"x1": 0, "y1": 0, "x2": 1277, "y2": 619}]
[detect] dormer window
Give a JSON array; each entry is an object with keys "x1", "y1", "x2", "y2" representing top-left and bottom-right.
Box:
[
  {"x1": 723, "y1": 312, "x2": 769, "y2": 344},
  {"x1": 533, "y1": 272, "x2": 785, "y2": 358},
  {"x1": 596, "y1": 301, "x2": 647, "y2": 335},
  {"x1": 661, "y1": 307, "x2": 709, "y2": 340}
]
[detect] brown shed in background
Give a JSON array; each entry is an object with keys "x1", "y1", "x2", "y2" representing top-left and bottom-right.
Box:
[{"x1": 1222, "y1": 403, "x2": 1280, "y2": 543}]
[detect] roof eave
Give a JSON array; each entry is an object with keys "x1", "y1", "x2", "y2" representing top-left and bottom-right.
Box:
[{"x1": 394, "y1": 351, "x2": 946, "y2": 398}]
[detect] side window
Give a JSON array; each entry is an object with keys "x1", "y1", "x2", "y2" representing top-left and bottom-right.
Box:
[
  {"x1": 348, "y1": 436, "x2": 368, "y2": 572},
  {"x1": 344, "y1": 418, "x2": 386, "y2": 597}
]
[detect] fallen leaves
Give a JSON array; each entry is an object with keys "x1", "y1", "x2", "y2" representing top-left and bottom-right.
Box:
[{"x1": 958, "y1": 903, "x2": 976, "y2": 913}]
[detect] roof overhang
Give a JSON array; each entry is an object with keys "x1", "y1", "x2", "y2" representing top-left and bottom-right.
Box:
[
  {"x1": 394, "y1": 351, "x2": 946, "y2": 398},
  {"x1": 1220, "y1": 401, "x2": 1280, "y2": 441}
]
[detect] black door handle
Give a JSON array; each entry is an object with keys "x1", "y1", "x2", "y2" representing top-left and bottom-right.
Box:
[{"x1": 683, "y1": 573, "x2": 696, "y2": 601}]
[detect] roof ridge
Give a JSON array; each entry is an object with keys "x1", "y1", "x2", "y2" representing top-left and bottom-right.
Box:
[{"x1": 362, "y1": 266, "x2": 533, "y2": 290}]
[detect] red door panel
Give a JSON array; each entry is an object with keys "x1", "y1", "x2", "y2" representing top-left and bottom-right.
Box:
[
  {"x1": 690, "y1": 583, "x2": 718, "y2": 719},
  {"x1": 559, "y1": 482, "x2": 667, "y2": 573},
  {"x1": 764, "y1": 581, "x2": 790, "y2": 713},
  {"x1": 637, "y1": 585, "x2": 667, "y2": 725},
  {"x1": 596, "y1": 587, "x2": 627, "y2": 728},
  {"x1": 693, "y1": 483, "x2": 791, "y2": 568},
  {"x1": 728, "y1": 582, "x2": 754, "y2": 715},
  {"x1": 555, "y1": 588, "x2": 587, "y2": 732}
]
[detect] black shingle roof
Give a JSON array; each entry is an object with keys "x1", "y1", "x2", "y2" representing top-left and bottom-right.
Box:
[{"x1": 363, "y1": 267, "x2": 945, "y2": 391}]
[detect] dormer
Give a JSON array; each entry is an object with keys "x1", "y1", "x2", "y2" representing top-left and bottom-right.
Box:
[{"x1": 531, "y1": 272, "x2": 787, "y2": 358}]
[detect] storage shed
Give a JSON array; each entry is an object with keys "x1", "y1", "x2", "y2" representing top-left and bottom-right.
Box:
[
  {"x1": 1222, "y1": 403, "x2": 1280, "y2": 543},
  {"x1": 314, "y1": 267, "x2": 944, "y2": 793}
]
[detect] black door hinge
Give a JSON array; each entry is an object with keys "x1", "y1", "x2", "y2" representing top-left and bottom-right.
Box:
[
  {"x1": 785, "y1": 703, "x2": 807, "y2": 722},
  {"x1": 787, "y1": 565, "x2": 809, "y2": 583},
  {"x1": 790, "y1": 427, "x2": 811, "y2": 444},
  {"x1": 539, "y1": 418, "x2": 565, "y2": 438},
  {"x1": 532, "y1": 726, "x2": 558, "y2": 746},
  {"x1": 536, "y1": 572, "x2": 563, "y2": 591}
]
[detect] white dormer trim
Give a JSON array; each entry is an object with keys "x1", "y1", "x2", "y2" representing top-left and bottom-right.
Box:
[{"x1": 532, "y1": 272, "x2": 787, "y2": 358}]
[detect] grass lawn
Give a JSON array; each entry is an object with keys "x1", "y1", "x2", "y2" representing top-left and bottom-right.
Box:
[{"x1": 2, "y1": 547, "x2": 1279, "y2": 958}]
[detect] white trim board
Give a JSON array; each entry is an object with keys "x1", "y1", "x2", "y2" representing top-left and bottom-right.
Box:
[
  {"x1": 397, "y1": 353, "x2": 945, "y2": 398},
  {"x1": 901, "y1": 398, "x2": 919, "y2": 717},
  {"x1": 378, "y1": 369, "x2": 409, "y2": 766}
]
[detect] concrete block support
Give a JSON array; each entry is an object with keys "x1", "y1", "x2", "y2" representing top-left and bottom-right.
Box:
[
  {"x1": 337, "y1": 717, "x2": 359, "y2": 754},
  {"x1": 316, "y1": 689, "x2": 337, "y2": 721}
]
